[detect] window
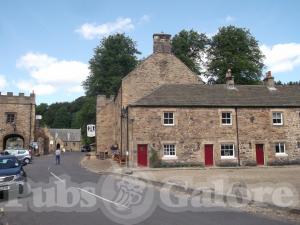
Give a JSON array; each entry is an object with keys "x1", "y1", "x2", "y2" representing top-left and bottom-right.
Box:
[
  {"x1": 272, "y1": 112, "x2": 283, "y2": 125},
  {"x1": 6, "y1": 113, "x2": 16, "y2": 123},
  {"x1": 221, "y1": 144, "x2": 235, "y2": 158},
  {"x1": 163, "y1": 144, "x2": 176, "y2": 156},
  {"x1": 163, "y1": 112, "x2": 174, "y2": 125},
  {"x1": 275, "y1": 143, "x2": 286, "y2": 154},
  {"x1": 297, "y1": 142, "x2": 300, "y2": 149},
  {"x1": 221, "y1": 112, "x2": 232, "y2": 125}
]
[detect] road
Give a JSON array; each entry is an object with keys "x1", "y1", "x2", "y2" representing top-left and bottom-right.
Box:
[{"x1": 0, "y1": 152, "x2": 297, "y2": 225}]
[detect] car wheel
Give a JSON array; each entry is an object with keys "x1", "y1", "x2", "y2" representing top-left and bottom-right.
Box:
[{"x1": 24, "y1": 158, "x2": 30, "y2": 164}]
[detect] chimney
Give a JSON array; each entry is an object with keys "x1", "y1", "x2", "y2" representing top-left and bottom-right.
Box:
[
  {"x1": 263, "y1": 71, "x2": 275, "y2": 89},
  {"x1": 225, "y1": 69, "x2": 235, "y2": 88},
  {"x1": 153, "y1": 33, "x2": 172, "y2": 54}
]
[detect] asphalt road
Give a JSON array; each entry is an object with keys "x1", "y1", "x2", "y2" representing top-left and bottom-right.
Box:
[{"x1": 0, "y1": 152, "x2": 297, "y2": 225}]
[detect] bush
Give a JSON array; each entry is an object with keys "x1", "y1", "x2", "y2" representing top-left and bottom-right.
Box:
[{"x1": 149, "y1": 149, "x2": 162, "y2": 168}]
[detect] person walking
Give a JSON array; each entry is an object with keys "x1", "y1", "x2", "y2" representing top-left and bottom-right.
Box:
[{"x1": 55, "y1": 143, "x2": 61, "y2": 165}]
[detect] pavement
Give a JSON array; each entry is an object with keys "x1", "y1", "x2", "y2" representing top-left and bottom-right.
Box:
[{"x1": 0, "y1": 152, "x2": 298, "y2": 225}]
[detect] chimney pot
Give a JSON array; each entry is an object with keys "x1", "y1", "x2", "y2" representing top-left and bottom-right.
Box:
[
  {"x1": 153, "y1": 33, "x2": 172, "y2": 54},
  {"x1": 264, "y1": 71, "x2": 275, "y2": 89},
  {"x1": 225, "y1": 69, "x2": 235, "y2": 88}
]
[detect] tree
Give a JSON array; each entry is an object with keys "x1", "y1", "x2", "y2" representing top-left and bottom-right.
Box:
[
  {"x1": 83, "y1": 33, "x2": 140, "y2": 96},
  {"x1": 172, "y1": 30, "x2": 208, "y2": 75},
  {"x1": 36, "y1": 103, "x2": 48, "y2": 126},
  {"x1": 207, "y1": 26, "x2": 265, "y2": 84},
  {"x1": 52, "y1": 106, "x2": 71, "y2": 128}
]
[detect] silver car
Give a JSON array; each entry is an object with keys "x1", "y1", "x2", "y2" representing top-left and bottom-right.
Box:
[{"x1": 4, "y1": 149, "x2": 32, "y2": 164}]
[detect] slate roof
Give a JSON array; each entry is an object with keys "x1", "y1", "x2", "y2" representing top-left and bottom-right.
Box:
[
  {"x1": 49, "y1": 129, "x2": 81, "y2": 142},
  {"x1": 132, "y1": 84, "x2": 300, "y2": 107}
]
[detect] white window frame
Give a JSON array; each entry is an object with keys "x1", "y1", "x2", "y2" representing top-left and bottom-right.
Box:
[
  {"x1": 272, "y1": 112, "x2": 283, "y2": 125},
  {"x1": 221, "y1": 144, "x2": 235, "y2": 159},
  {"x1": 221, "y1": 112, "x2": 232, "y2": 125},
  {"x1": 163, "y1": 144, "x2": 177, "y2": 159},
  {"x1": 275, "y1": 143, "x2": 287, "y2": 156},
  {"x1": 163, "y1": 112, "x2": 174, "y2": 126}
]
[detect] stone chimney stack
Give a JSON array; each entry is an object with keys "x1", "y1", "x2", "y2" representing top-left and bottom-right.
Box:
[
  {"x1": 225, "y1": 69, "x2": 235, "y2": 88},
  {"x1": 263, "y1": 71, "x2": 275, "y2": 89},
  {"x1": 153, "y1": 33, "x2": 172, "y2": 54}
]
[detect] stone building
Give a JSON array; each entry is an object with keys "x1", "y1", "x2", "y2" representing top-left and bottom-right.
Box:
[
  {"x1": 0, "y1": 92, "x2": 35, "y2": 151},
  {"x1": 49, "y1": 128, "x2": 81, "y2": 152},
  {"x1": 96, "y1": 33, "x2": 300, "y2": 167}
]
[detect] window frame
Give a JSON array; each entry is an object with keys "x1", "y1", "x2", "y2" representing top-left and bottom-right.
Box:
[
  {"x1": 220, "y1": 144, "x2": 235, "y2": 159},
  {"x1": 221, "y1": 112, "x2": 232, "y2": 125},
  {"x1": 5, "y1": 112, "x2": 16, "y2": 124},
  {"x1": 275, "y1": 143, "x2": 287, "y2": 156},
  {"x1": 163, "y1": 112, "x2": 175, "y2": 126},
  {"x1": 272, "y1": 112, "x2": 283, "y2": 126},
  {"x1": 163, "y1": 144, "x2": 176, "y2": 158}
]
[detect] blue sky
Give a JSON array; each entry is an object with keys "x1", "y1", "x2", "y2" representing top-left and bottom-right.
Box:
[{"x1": 0, "y1": 0, "x2": 300, "y2": 104}]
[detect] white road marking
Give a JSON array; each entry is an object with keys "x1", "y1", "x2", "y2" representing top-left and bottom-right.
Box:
[
  {"x1": 49, "y1": 172, "x2": 65, "y2": 182},
  {"x1": 77, "y1": 188, "x2": 129, "y2": 209},
  {"x1": 48, "y1": 169, "x2": 129, "y2": 209}
]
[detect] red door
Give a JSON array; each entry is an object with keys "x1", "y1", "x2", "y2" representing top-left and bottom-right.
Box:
[
  {"x1": 204, "y1": 144, "x2": 214, "y2": 166},
  {"x1": 256, "y1": 144, "x2": 264, "y2": 165},
  {"x1": 137, "y1": 144, "x2": 148, "y2": 167}
]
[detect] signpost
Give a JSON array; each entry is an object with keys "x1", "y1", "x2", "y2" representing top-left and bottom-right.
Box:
[{"x1": 87, "y1": 124, "x2": 95, "y2": 137}]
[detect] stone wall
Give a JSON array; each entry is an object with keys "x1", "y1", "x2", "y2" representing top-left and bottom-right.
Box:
[
  {"x1": 128, "y1": 106, "x2": 300, "y2": 167},
  {"x1": 0, "y1": 93, "x2": 35, "y2": 151},
  {"x1": 96, "y1": 52, "x2": 202, "y2": 154},
  {"x1": 121, "y1": 53, "x2": 201, "y2": 107},
  {"x1": 96, "y1": 95, "x2": 116, "y2": 152}
]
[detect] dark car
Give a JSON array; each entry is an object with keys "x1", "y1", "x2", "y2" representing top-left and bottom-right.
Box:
[
  {"x1": 81, "y1": 145, "x2": 91, "y2": 152},
  {"x1": 0, "y1": 155, "x2": 27, "y2": 197}
]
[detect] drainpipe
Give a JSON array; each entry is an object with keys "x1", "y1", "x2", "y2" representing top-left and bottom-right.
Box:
[
  {"x1": 120, "y1": 86, "x2": 123, "y2": 156},
  {"x1": 29, "y1": 103, "x2": 33, "y2": 148},
  {"x1": 235, "y1": 107, "x2": 240, "y2": 166}
]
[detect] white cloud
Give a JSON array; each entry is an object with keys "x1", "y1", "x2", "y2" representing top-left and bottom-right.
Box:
[
  {"x1": 261, "y1": 43, "x2": 300, "y2": 73},
  {"x1": 16, "y1": 52, "x2": 89, "y2": 96},
  {"x1": 0, "y1": 75, "x2": 8, "y2": 89},
  {"x1": 225, "y1": 15, "x2": 235, "y2": 23},
  {"x1": 138, "y1": 14, "x2": 150, "y2": 25},
  {"x1": 67, "y1": 85, "x2": 84, "y2": 94},
  {"x1": 76, "y1": 17, "x2": 134, "y2": 40},
  {"x1": 16, "y1": 81, "x2": 56, "y2": 95}
]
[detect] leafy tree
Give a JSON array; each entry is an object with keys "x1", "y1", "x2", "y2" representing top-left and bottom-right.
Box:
[
  {"x1": 207, "y1": 26, "x2": 265, "y2": 84},
  {"x1": 83, "y1": 33, "x2": 140, "y2": 96},
  {"x1": 36, "y1": 103, "x2": 48, "y2": 126},
  {"x1": 52, "y1": 106, "x2": 71, "y2": 128},
  {"x1": 172, "y1": 29, "x2": 208, "y2": 75}
]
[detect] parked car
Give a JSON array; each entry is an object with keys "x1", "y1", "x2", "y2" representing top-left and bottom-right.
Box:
[
  {"x1": 0, "y1": 155, "x2": 27, "y2": 196},
  {"x1": 81, "y1": 145, "x2": 91, "y2": 152},
  {"x1": 4, "y1": 149, "x2": 32, "y2": 165}
]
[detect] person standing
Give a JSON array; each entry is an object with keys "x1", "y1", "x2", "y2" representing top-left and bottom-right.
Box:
[{"x1": 55, "y1": 143, "x2": 61, "y2": 165}]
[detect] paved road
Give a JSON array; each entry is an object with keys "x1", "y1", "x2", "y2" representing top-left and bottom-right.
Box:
[{"x1": 0, "y1": 152, "x2": 297, "y2": 225}]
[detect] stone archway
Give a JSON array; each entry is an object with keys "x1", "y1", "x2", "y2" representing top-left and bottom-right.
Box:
[
  {"x1": 35, "y1": 128, "x2": 50, "y2": 155},
  {"x1": 3, "y1": 134, "x2": 24, "y2": 150}
]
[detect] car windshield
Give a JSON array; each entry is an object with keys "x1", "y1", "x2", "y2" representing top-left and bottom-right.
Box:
[{"x1": 0, "y1": 158, "x2": 19, "y2": 169}]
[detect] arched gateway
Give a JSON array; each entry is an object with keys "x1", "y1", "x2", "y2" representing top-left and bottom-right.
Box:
[{"x1": 3, "y1": 134, "x2": 24, "y2": 150}]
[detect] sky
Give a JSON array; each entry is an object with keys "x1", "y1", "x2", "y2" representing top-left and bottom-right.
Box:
[{"x1": 0, "y1": 0, "x2": 300, "y2": 104}]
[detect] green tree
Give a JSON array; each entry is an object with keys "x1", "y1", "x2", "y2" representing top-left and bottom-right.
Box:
[
  {"x1": 172, "y1": 29, "x2": 208, "y2": 75},
  {"x1": 207, "y1": 26, "x2": 265, "y2": 84},
  {"x1": 36, "y1": 103, "x2": 48, "y2": 126},
  {"x1": 83, "y1": 33, "x2": 140, "y2": 96},
  {"x1": 52, "y1": 106, "x2": 71, "y2": 128}
]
